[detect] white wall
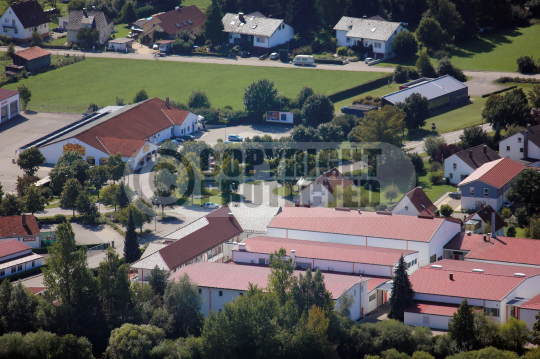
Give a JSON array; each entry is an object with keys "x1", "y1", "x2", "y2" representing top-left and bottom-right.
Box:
[
  {"x1": 405, "y1": 312, "x2": 453, "y2": 330},
  {"x1": 0, "y1": 256, "x2": 42, "y2": 279},
  {"x1": 0, "y1": 236, "x2": 41, "y2": 248},
  {"x1": 40, "y1": 138, "x2": 109, "y2": 166},
  {"x1": 519, "y1": 308, "x2": 539, "y2": 330},
  {"x1": 198, "y1": 287, "x2": 244, "y2": 316},
  {"x1": 392, "y1": 197, "x2": 422, "y2": 216},
  {"x1": 461, "y1": 195, "x2": 502, "y2": 212},
  {"x1": 444, "y1": 155, "x2": 473, "y2": 185},
  {"x1": 500, "y1": 134, "x2": 525, "y2": 161},
  {"x1": 268, "y1": 23, "x2": 294, "y2": 48},
  {"x1": 173, "y1": 112, "x2": 199, "y2": 136},
  {"x1": 0, "y1": 93, "x2": 20, "y2": 124},
  {"x1": 501, "y1": 275, "x2": 540, "y2": 324},
  {"x1": 0, "y1": 7, "x2": 49, "y2": 40},
  {"x1": 529, "y1": 142, "x2": 540, "y2": 161}
]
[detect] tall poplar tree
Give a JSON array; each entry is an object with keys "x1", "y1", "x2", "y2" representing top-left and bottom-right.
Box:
[{"x1": 123, "y1": 210, "x2": 141, "y2": 264}]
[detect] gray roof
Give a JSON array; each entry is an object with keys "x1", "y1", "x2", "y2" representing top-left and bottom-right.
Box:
[
  {"x1": 131, "y1": 251, "x2": 169, "y2": 271},
  {"x1": 333, "y1": 16, "x2": 402, "y2": 41},
  {"x1": 222, "y1": 13, "x2": 284, "y2": 37},
  {"x1": 228, "y1": 202, "x2": 281, "y2": 233},
  {"x1": 164, "y1": 216, "x2": 210, "y2": 240},
  {"x1": 141, "y1": 242, "x2": 168, "y2": 259},
  {"x1": 382, "y1": 75, "x2": 467, "y2": 104},
  {"x1": 109, "y1": 37, "x2": 134, "y2": 44},
  {"x1": 66, "y1": 10, "x2": 111, "y2": 31}
]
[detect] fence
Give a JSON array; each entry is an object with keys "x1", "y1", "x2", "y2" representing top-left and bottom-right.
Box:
[{"x1": 87, "y1": 242, "x2": 111, "y2": 258}]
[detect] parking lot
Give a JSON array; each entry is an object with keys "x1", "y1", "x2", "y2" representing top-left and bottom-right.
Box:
[
  {"x1": 0, "y1": 111, "x2": 82, "y2": 194},
  {"x1": 196, "y1": 123, "x2": 293, "y2": 144}
]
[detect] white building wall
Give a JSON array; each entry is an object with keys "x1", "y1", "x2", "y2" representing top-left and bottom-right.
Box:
[
  {"x1": 425, "y1": 221, "x2": 462, "y2": 265},
  {"x1": 173, "y1": 112, "x2": 199, "y2": 136},
  {"x1": 0, "y1": 235, "x2": 41, "y2": 248},
  {"x1": 148, "y1": 126, "x2": 173, "y2": 144},
  {"x1": 392, "y1": 197, "x2": 422, "y2": 216},
  {"x1": 268, "y1": 23, "x2": 294, "y2": 48},
  {"x1": 39, "y1": 138, "x2": 109, "y2": 166},
  {"x1": 501, "y1": 275, "x2": 540, "y2": 324},
  {"x1": 519, "y1": 308, "x2": 539, "y2": 330},
  {"x1": 414, "y1": 293, "x2": 485, "y2": 307},
  {"x1": 529, "y1": 142, "x2": 540, "y2": 161},
  {"x1": 0, "y1": 8, "x2": 49, "y2": 40},
  {"x1": 444, "y1": 155, "x2": 474, "y2": 185},
  {"x1": 499, "y1": 134, "x2": 525, "y2": 161},
  {"x1": 405, "y1": 312, "x2": 453, "y2": 330},
  {"x1": 461, "y1": 196, "x2": 501, "y2": 212}
]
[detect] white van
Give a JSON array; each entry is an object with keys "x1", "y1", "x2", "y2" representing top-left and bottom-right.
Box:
[{"x1": 292, "y1": 55, "x2": 315, "y2": 66}]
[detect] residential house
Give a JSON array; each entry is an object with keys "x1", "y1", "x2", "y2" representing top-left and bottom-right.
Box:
[
  {"x1": 66, "y1": 8, "x2": 113, "y2": 44},
  {"x1": 0, "y1": 88, "x2": 20, "y2": 124},
  {"x1": 518, "y1": 293, "x2": 540, "y2": 330},
  {"x1": 232, "y1": 236, "x2": 419, "y2": 314},
  {"x1": 266, "y1": 206, "x2": 461, "y2": 267},
  {"x1": 499, "y1": 124, "x2": 540, "y2": 167},
  {"x1": 333, "y1": 16, "x2": 406, "y2": 59},
  {"x1": 297, "y1": 167, "x2": 354, "y2": 207},
  {"x1": 404, "y1": 260, "x2": 540, "y2": 330},
  {"x1": 0, "y1": 0, "x2": 49, "y2": 42},
  {"x1": 222, "y1": 12, "x2": 294, "y2": 54},
  {"x1": 0, "y1": 215, "x2": 41, "y2": 248},
  {"x1": 444, "y1": 232, "x2": 540, "y2": 268},
  {"x1": 391, "y1": 186, "x2": 437, "y2": 217},
  {"x1": 36, "y1": 98, "x2": 199, "y2": 170},
  {"x1": 382, "y1": 76, "x2": 469, "y2": 112},
  {"x1": 108, "y1": 38, "x2": 133, "y2": 52},
  {"x1": 462, "y1": 205, "x2": 505, "y2": 237},
  {"x1": 444, "y1": 145, "x2": 500, "y2": 185},
  {"x1": 0, "y1": 240, "x2": 43, "y2": 279},
  {"x1": 458, "y1": 157, "x2": 525, "y2": 211},
  {"x1": 142, "y1": 5, "x2": 206, "y2": 40},
  {"x1": 168, "y1": 262, "x2": 368, "y2": 319},
  {"x1": 11, "y1": 46, "x2": 51, "y2": 71}
]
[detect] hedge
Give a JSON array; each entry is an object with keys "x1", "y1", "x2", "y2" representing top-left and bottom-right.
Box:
[
  {"x1": 5, "y1": 265, "x2": 46, "y2": 282},
  {"x1": 327, "y1": 74, "x2": 394, "y2": 102},
  {"x1": 189, "y1": 52, "x2": 227, "y2": 58},
  {"x1": 315, "y1": 59, "x2": 345, "y2": 65},
  {"x1": 33, "y1": 243, "x2": 102, "y2": 254},
  {"x1": 481, "y1": 86, "x2": 517, "y2": 98},
  {"x1": 38, "y1": 214, "x2": 82, "y2": 224},
  {"x1": 495, "y1": 76, "x2": 540, "y2": 84}
]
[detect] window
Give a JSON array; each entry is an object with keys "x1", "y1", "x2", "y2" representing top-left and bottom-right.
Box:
[
  {"x1": 14, "y1": 28, "x2": 17, "y2": 34},
  {"x1": 450, "y1": 173, "x2": 453, "y2": 179},
  {"x1": 507, "y1": 146, "x2": 510, "y2": 151},
  {"x1": 1, "y1": 105, "x2": 7, "y2": 121},
  {"x1": 0, "y1": 269, "x2": 4, "y2": 277},
  {"x1": 346, "y1": 37, "x2": 350, "y2": 43},
  {"x1": 484, "y1": 188, "x2": 489, "y2": 197},
  {"x1": 18, "y1": 264, "x2": 22, "y2": 271},
  {"x1": 281, "y1": 24, "x2": 285, "y2": 29},
  {"x1": 405, "y1": 206, "x2": 408, "y2": 210},
  {"x1": 4, "y1": 18, "x2": 7, "y2": 23},
  {"x1": 453, "y1": 163, "x2": 457, "y2": 170},
  {"x1": 198, "y1": 288, "x2": 202, "y2": 294},
  {"x1": 256, "y1": 36, "x2": 265, "y2": 43},
  {"x1": 218, "y1": 309, "x2": 222, "y2": 313},
  {"x1": 3, "y1": 28, "x2": 7, "y2": 33},
  {"x1": 369, "y1": 293, "x2": 376, "y2": 302},
  {"x1": 219, "y1": 291, "x2": 223, "y2": 297},
  {"x1": 470, "y1": 188, "x2": 475, "y2": 196},
  {"x1": 518, "y1": 137, "x2": 522, "y2": 143},
  {"x1": 430, "y1": 254, "x2": 436, "y2": 263},
  {"x1": 423, "y1": 316, "x2": 430, "y2": 324},
  {"x1": 259, "y1": 258, "x2": 266, "y2": 265},
  {"x1": 32, "y1": 261, "x2": 35, "y2": 268},
  {"x1": 229, "y1": 34, "x2": 232, "y2": 39},
  {"x1": 239, "y1": 293, "x2": 243, "y2": 296},
  {"x1": 520, "y1": 148, "x2": 524, "y2": 152},
  {"x1": 486, "y1": 308, "x2": 499, "y2": 317},
  {"x1": 12, "y1": 19, "x2": 15, "y2": 25},
  {"x1": 11, "y1": 266, "x2": 16, "y2": 274},
  {"x1": 86, "y1": 157, "x2": 95, "y2": 165},
  {"x1": 10, "y1": 100, "x2": 18, "y2": 116}
]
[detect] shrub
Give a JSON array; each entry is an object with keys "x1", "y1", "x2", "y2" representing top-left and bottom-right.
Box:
[
  {"x1": 394, "y1": 65, "x2": 408, "y2": 83},
  {"x1": 517, "y1": 56, "x2": 538, "y2": 73},
  {"x1": 437, "y1": 57, "x2": 467, "y2": 82},
  {"x1": 352, "y1": 97, "x2": 365, "y2": 104},
  {"x1": 440, "y1": 204, "x2": 454, "y2": 217},
  {"x1": 433, "y1": 50, "x2": 450, "y2": 60},
  {"x1": 365, "y1": 95, "x2": 373, "y2": 101},
  {"x1": 430, "y1": 162, "x2": 442, "y2": 172},
  {"x1": 407, "y1": 67, "x2": 420, "y2": 80},
  {"x1": 429, "y1": 171, "x2": 444, "y2": 185},
  {"x1": 292, "y1": 45, "x2": 313, "y2": 57},
  {"x1": 54, "y1": 214, "x2": 67, "y2": 222},
  {"x1": 392, "y1": 31, "x2": 418, "y2": 57},
  {"x1": 337, "y1": 46, "x2": 348, "y2": 56}
]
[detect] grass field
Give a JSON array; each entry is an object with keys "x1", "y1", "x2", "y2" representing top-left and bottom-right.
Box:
[
  {"x1": 378, "y1": 24, "x2": 540, "y2": 72},
  {"x1": 4, "y1": 58, "x2": 386, "y2": 112},
  {"x1": 183, "y1": 0, "x2": 212, "y2": 11},
  {"x1": 113, "y1": 24, "x2": 132, "y2": 40}
]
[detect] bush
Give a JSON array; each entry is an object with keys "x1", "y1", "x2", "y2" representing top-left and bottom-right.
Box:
[
  {"x1": 517, "y1": 56, "x2": 538, "y2": 73},
  {"x1": 394, "y1": 65, "x2": 409, "y2": 83},
  {"x1": 429, "y1": 171, "x2": 444, "y2": 185},
  {"x1": 437, "y1": 57, "x2": 467, "y2": 82},
  {"x1": 430, "y1": 161, "x2": 442, "y2": 172},
  {"x1": 440, "y1": 204, "x2": 454, "y2": 217},
  {"x1": 337, "y1": 46, "x2": 348, "y2": 56},
  {"x1": 433, "y1": 50, "x2": 450, "y2": 60},
  {"x1": 292, "y1": 45, "x2": 313, "y2": 57},
  {"x1": 392, "y1": 31, "x2": 418, "y2": 58},
  {"x1": 516, "y1": 207, "x2": 529, "y2": 227},
  {"x1": 495, "y1": 76, "x2": 540, "y2": 84},
  {"x1": 407, "y1": 67, "x2": 420, "y2": 80},
  {"x1": 279, "y1": 48, "x2": 288, "y2": 62}
]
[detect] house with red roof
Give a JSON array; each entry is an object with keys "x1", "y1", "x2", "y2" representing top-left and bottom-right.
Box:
[
  {"x1": 142, "y1": 5, "x2": 206, "y2": 41},
  {"x1": 11, "y1": 46, "x2": 51, "y2": 72},
  {"x1": 0, "y1": 88, "x2": 20, "y2": 124},
  {"x1": 458, "y1": 157, "x2": 525, "y2": 211},
  {"x1": 0, "y1": 239, "x2": 43, "y2": 279},
  {"x1": 168, "y1": 262, "x2": 368, "y2": 319},
  {"x1": 297, "y1": 168, "x2": 355, "y2": 207},
  {"x1": 444, "y1": 144, "x2": 500, "y2": 185},
  {"x1": 0, "y1": 215, "x2": 41, "y2": 248},
  {"x1": 37, "y1": 98, "x2": 199, "y2": 170},
  {"x1": 518, "y1": 293, "x2": 540, "y2": 330},
  {"x1": 462, "y1": 205, "x2": 505, "y2": 237},
  {"x1": 391, "y1": 186, "x2": 437, "y2": 217},
  {"x1": 266, "y1": 206, "x2": 461, "y2": 268},
  {"x1": 405, "y1": 259, "x2": 540, "y2": 330}
]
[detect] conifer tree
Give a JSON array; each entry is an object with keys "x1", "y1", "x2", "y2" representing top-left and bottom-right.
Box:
[
  {"x1": 448, "y1": 298, "x2": 476, "y2": 350},
  {"x1": 532, "y1": 312, "x2": 540, "y2": 345},
  {"x1": 388, "y1": 255, "x2": 414, "y2": 321},
  {"x1": 123, "y1": 210, "x2": 141, "y2": 264}
]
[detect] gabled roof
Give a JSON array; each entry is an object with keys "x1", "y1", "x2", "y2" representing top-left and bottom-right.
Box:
[
  {"x1": 501, "y1": 124, "x2": 540, "y2": 149},
  {"x1": 0, "y1": 215, "x2": 40, "y2": 238},
  {"x1": 0, "y1": 88, "x2": 19, "y2": 102},
  {"x1": 452, "y1": 144, "x2": 500, "y2": 170},
  {"x1": 0, "y1": 239, "x2": 32, "y2": 258},
  {"x1": 236, "y1": 236, "x2": 417, "y2": 267},
  {"x1": 66, "y1": 10, "x2": 111, "y2": 31},
  {"x1": 222, "y1": 13, "x2": 284, "y2": 37},
  {"x1": 13, "y1": 46, "x2": 51, "y2": 61},
  {"x1": 458, "y1": 157, "x2": 525, "y2": 188},
  {"x1": 158, "y1": 206, "x2": 243, "y2": 269},
  {"x1": 396, "y1": 186, "x2": 437, "y2": 216},
  {"x1": 228, "y1": 203, "x2": 281, "y2": 234},
  {"x1": 444, "y1": 233, "x2": 540, "y2": 267},
  {"x1": 97, "y1": 137, "x2": 147, "y2": 157},
  {"x1": 304, "y1": 168, "x2": 354, "y2": 196},
  {"x1": 520, "y1": 293, "x2": 540, "y2": 310},
  {"x1": 131, "y1": 242, "x2": 169, "y2": 271},
  {"x1": 382, "y1": 75, "x2": 467, "y2": 104},
  {"x1": 168, "y1": 262, "x2": 362, "y2": 300},
  {"x1": 333, "y1": 16, "x2": 401, "y2": 41},
  {"x1": 268, "y1": 206, "x2": 452, "y2": 242},
  {"x1": 10, "y1": 0, "x2": 49, "y2": 28},
  {"x1": 409, "y1": 260, "x2": 537, "y2": 301},
  {"x1": 464, "y1": 205, "x2": 505, "y2": 232},
  {"x1": 405, "y1": 301, "x2": 460, "y2": 317},
  {"x1": 154, "y1": 5, "x2": 206, "y2": 35}
]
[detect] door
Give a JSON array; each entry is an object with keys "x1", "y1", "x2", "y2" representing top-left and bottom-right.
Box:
[
  {"x1": 377, "y1": 290, "x2": 383, "y2": 306},
  {"x1": 454, "y1": 255, "x2": 459, "y2": 260},
  {"x1": 384, "y1": 291, "x2": 388, "y2": 303}
]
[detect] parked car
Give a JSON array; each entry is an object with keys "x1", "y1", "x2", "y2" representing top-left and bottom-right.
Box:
[
  {"x1": 364, "y1": 57, "x2": 375, "y2": 64},
  {"x1": 171, "y1": 139, "x2": 184, "y2": 145},
  {"x1": 502, "y1": 201, "x2": 514, "y2": 208},
  {"x1": 153, "y1": 44, "x2": 159, "y2": 50},
  {"x1": 202, "y1": 202, "x2": 219, "y2": 209},
  {"x1": 240, "y1": 51, "x2": 250, "y2": 58},
  {"x1": 181, "y1": 134, "x2": 196, "y2": 141},
  {"x1": 269, "y1": 52, "x2": 279, "y2": 60},
  {"x1": 449, "y1": 192, "x2": 461, "y2": 199},
  {"x1": 228, "y1": 134, "x2": 243, "y2": 142},
  {"x1": 52, "y1": 27, "x2": 64, "y2": 33}
]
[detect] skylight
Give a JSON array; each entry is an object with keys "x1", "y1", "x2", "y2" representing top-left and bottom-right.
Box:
[
  {"x1": 252, "y1": 24, "x2": 257, "y2": 29},
  {"x1": 175, "y1": 23, "x2": 180, "y2": 28}
]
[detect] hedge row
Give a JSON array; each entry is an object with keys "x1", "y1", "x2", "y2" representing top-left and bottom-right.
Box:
[
  {"x1": 5, "y1": 265, "x2": 46, "y2": 282},
  {"x1": 314, "y1": 59, "x2": 345, "y2": 65},
  {"x1": 38, "y1": 214, "x2": 81, "y2": 224},
  {"x1": 327, "y1": 74, "x2": 394, "y2": 103},
  {"x1": 481, "y1": 86, "x2": 517, "y2": 98},
  {"x1": 495, "y1": 76, "x2": 540, "y2": 84},
  {"x1": 190, "y1": 52, "x2": 227, "y2": 58}
]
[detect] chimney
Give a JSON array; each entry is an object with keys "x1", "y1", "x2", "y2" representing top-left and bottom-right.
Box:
[
  {"x1": 166, "y1": 97, "x2": 170, "y2": 109},
  {"x1": 469, "y1": 150, "x2": 472, "y2": 158},
  {"x1": 491, "y1": 211, "x2": 497, "y2": 238},
  {"x1": 238, "y1": 243, "x2": 246, "y2": 251},
  {"x1": 22, "y1": 214, "x2": 26, "y2": 226},
  {"x1": 290, "y1": 249, "x2": 296, "y2": 262},
  {"x1": 449, "y1": 273, "x2": 454, "y2": 281},
  {"x1": 332, "y1": 170, "x2": 336, "y2": 179},
  {"x1": 239, "y1": 12, "x2": 245, "y2": 22},
  {"x1": 83, "y1": 8, "x2": 87, "y2": 16},
  {"x1": 92, "y1": 5, "x2": 96, "y2": 10},
  {"x1": 483, "y1": 145, "x2": 487, "y2": 154}
]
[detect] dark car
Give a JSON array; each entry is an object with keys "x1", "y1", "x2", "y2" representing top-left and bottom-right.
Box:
[
  {"x1": 181, "y1": 135, "x2": 196, "y2": 141},
  {"x1": 240, "y1": 51, "x2": 250, "y2": 58},
  {"x1": 53, "y1": 27, "x2": 64, "y2": 33},
  {"x1": 449, "y1": 192, "x2": 461, "y2": 199}
]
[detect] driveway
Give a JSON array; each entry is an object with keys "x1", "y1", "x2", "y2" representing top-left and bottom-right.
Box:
[{"x1": 198, "y1": 124, "x2": 293, "y2": 143}]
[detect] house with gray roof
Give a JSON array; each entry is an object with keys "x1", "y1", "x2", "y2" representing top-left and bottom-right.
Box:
[
  {"x1": 66, "y1": 8, "x2": 113, "y2": 45},
  {"x1": 333, "y1": 16, "x2": 406, "y2": 59},
  {"x1": 222, "y1": 12, "x2": 293, "y2": 54}
]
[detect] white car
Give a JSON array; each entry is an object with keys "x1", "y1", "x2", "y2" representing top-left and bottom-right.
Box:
[
  {"x1": 202, "y1": 202, "x2": 219, "y2": 209},
  {"x1": 269, "y1": 52, "x2": 279, "y2": 60},
  {"x1": 364, "y1": 57, "x2": 375, "y2": 64},
  {"x1": 153, "y1": 44, "x2": 159, "y2": 50}
]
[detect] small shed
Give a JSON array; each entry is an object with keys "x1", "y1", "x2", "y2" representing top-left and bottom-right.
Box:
[
  {"x1": 12, "y1": 46, "x2": 51, "y2": 72},
  {"x1": 156, "y1": 39, "x2": 174, "y2": 52},
  {"x1": 108, "y1": 37, "x2": 134, "y2": 52}
]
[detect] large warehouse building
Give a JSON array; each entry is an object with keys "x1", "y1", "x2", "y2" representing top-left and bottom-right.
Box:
[{"x1": 19, "y1": 98, "x2": 199, "y2": 171}]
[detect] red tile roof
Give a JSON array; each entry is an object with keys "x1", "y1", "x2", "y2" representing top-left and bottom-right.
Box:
[
  {"x1": 520, "y1": 293, "x2": 540, "y2": 310},
  {"x1": 75, "y1": 98, "x2": 190, "y2": 155},
  {"x1": 405, "y1": 301, "x2": 460, "y2": 316},
  {"x1": 364, "y1": 275, "x2": 391, "y2": 292},
  {"x1": 237, "y1": 236, "x2": 417, "y2": 267},
  {"x1": 14, "y1": 46, "x2": 51, "y2": 61},
  {"x1": 97, "y1": 137, "x2": 147, "y2": 157},
  {"x1": 400, "y1": 186, "x2": 437, "y2": 216},
  {"x1": 314, "y1": 167, "x2": 354, "y2": 195},
  {"x1": 0, "y1": 215, "x2": 40, "y2": 238},
  {"x1": 428, "y1": 259, "x2": 540, "y2": 278},
  {"x1": 0, "y1": 239, "x2": 32, "y2": 258},
  {"x1": 444, "y1": 233, "x2": 540, "y2": 267},
  {"x1": 464, "y1": 205, "x2": 505, "y2": 232},
  {"x1": 0, "y1": 88, "x2": 19, "y2": 102},
  {"x1": 159, "y1": 206, "x2": 243, "y2": 269},
  {"x1": 155, "y1": 5, "x2": 206, "y2": 35},
  {"x1": 268, "y1": 206, "x2": 451, "y2": 242},
  {"x1": 409, "y1": 260, "x2": 538, "y2": 301},
  {"x1": 168, "y1": 262, "x2": 362, "y2": 299},
  {"x1": 458, "y1": 157, "x2": 525, "y2": 188}
]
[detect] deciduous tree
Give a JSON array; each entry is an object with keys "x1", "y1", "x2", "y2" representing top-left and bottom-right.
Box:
[
  {"x1": 243, "y1": 79, "x2": 278, "y2": 118},
  {"x1": 87, "y1": 165, "x2": 109, "y2": 202},
  {"x1": 384, "y1": 183, "x2": 400, "y2": 203},
  {"x1": 60, "y1": 178, "x2": 82, "y2": 216},
  {"x1": 98, "y1": 248, "x2": 131, "y2": 322},
  {"x1": 351, "y1": 105, "x2": 406, "y2": 146},
  {"x1": 163, "y1": 274, "x2": 203, "y2": 337},
  {"x1": 396, "y1": 93, "x2": 430, "y2": 130},
  {"x1": 440, "y1": 204, "x2": 454, "y2": 217},
  {"x1": 267, "y1": 247, "x2": 295, "y2": 305},
  {"x1": 76, "y1": 190, "x2": 99, "y2": 222},
  {"x1": 76, "y1": 28, "x2": 99, "y2": 47},
  {"x1": 416, "y1": 18, "x2": 444, "y2": 51},
  {"x1": 17, "y1": 147, "x2": 45, "y2": 176},
  {"x1": 297, "y1": 86, "x2": 315, "y2": 108},
  {"x1": 188, "y1": 90, "x2": 211, "y2": 109},
  {"x1": 0, "y1": 193, "x2": 24, "y2": 216},
  {"x1": 415, "y1": 51, "x2": 437, "y2": 78},
  {"x1": 392, "y1": 31, "x2": 418, "y2": 58},
  {"x1": 7, "y1": 281, "x2": 37, "y2": 334},
  {"x1": 302, "y1": 94, "x2": 334, "y2": 127},
  {"x1": 106, "y1": 324, "x2": 165, "y2": 359},
  {"x1": 18, "y1": 84, "x2": 31, "y2": 111},
  {"x1": 506, "y1": 169, "x2": 540, "y2": 206},
  {"x1": 528, "y1": 84, "x2": 540, "y2": 108},
  {"x1": 23, "y1": 185, "x2": 47, "y2": 215},
  {"x1": 291, "y1": 125, "x2": 319, "y2": 142},
  {"x1": 459, "y1": 126, "x2": 490, "y2": 150},
  {"x1": 436, "y1": 57, "x2": 467, "y2": 82},
  {"x1": 107, "y1": 153, "x2": 127, "y2": 183},
  {"x1": 500, "y1": 317, "x2": 530, "y2": 356},
  {"x1": 317, "y1": 122, "x2": 344, "y2": 142},
  {"x1": 448, "y1": 299, "x2": 475, "y2": 350},
  {"x1": 148, "y1": 265, "x2": 169, "y2": 297},
  {"x1": 133, "y1": 89, "x2": 149, "y2": 103},
  {"x1": 483, "y1": 89, "x2": 531, "y2": 130}
]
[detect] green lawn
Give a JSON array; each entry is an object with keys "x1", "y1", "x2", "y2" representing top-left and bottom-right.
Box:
[
  {"x1": 334, "y1": 83, "x2": 400, "y2": 111},
  {"x1": 417, "y1": 163, "x2": 456, "y2": 203},
  {"x1": 180, "y1": 189, "x2": 241, "y2": 206},
  {"x1": 378, "y1": 24, "x2": 540, "y2": 72},
  {"x1": 112, "y1": 23, "x2": 132, "y2": 40},
  {"x1": 4, "y1": 58, "x2": 386, "y2": 112},
  {"x1": 183, "y1": 0, "x2": 211, "y2": 11}
]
